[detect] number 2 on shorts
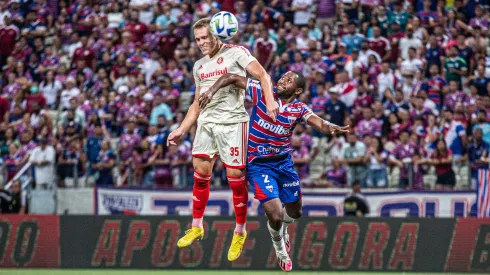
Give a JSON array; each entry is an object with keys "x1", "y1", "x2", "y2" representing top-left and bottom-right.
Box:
[
  {"x1": 262, "y1": 174, "x2": 270, "y2": 183},
  {"x1": 230, "y1": 147, "x2": 239, "y2": 156}
]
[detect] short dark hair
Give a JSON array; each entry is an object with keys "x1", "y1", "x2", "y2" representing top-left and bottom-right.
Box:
[{"x1": 292, "y1": 71, "x2": 306, "y2": 91}]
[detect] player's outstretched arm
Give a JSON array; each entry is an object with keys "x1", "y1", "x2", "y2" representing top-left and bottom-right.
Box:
[
  {"x1": 306, "y1": 114, "x2": 350, "y2": 135},
  {"x1": 167, "y1": 87, "x2": 201, "y2": 146},
  {"x1": 198, "y1": 73, "x2": 247, "y2": 109},
  {"x1": 245, "y1": 61, "x2": 279, "y2": 121}
]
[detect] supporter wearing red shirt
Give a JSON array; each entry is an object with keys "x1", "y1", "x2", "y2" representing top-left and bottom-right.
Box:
[
  {"x1": 368, "y1": 26, "x2": 391, "y2": 61},
  {"x1": 251, "y1": 0, "x2": 283, "y2": 30},
  {"x1": 25, "y1": 85, "x2": 46, "y2": 113},
  {"x1": 159, "y1": 23, "x2": 180, "y2": 61},
  {"x1": 428, "y1": 139, "x2": 456, "y2": 190},
  {"x1": 0, "y1": 17, "x2": 20, "y2": 63},
  {"x1": 253, "y1": 29, "x2": 277, "y2": 69},
  {"x1": 124, "y1": 9, "x2": 148, "y2": 43},
  {"x1": 387, "y1": 21, "x2": 404, "y2": 63},
  {"x1": 72, "y1": 35, "x2": 95, "y2": 70},
  {"x1": 0, "y1": 95, "x2": 9, "y2": 123}
]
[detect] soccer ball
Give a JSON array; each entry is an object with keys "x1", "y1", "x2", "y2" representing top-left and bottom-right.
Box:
[{"x1": 210, "y1": 11, "x2": 239, "y2": 40}]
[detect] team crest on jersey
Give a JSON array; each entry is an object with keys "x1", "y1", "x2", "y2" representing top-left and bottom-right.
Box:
[
  {"x1": 217, "y1": 57, "x2": 223, "y2": 64},
  {"x1": 266, "y1": 185, "x2": 273, "y2": 192},
  {"x1": 287, "y1": 116, "x2": 297, "y2": 124}
]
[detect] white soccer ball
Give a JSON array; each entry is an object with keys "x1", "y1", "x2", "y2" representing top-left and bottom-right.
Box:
[{"x1": 210, "y1": 11, "x2": 239, "y2": 40}]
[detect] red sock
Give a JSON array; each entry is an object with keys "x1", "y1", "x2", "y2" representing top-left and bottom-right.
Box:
[
  {"x1": 228, "y1": 175, "x2": 248, "y2": 228},
  {"x1": 192, "y1": 171, "x2": 211, "y2": 219}
]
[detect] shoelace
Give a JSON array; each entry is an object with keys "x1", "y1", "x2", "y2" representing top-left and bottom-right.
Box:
[
  {"x1": 230, "y1": 235, "x2": 246, "y2": 252},
  {"x1": 184, "y1": 228, "x2": 201, "y2": 238},
  {"x1": 277, "y1": 250, "x2": 290, "y2": 261}
]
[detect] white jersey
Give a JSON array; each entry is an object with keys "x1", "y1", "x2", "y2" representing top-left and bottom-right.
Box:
[{"x1": 193, "y1": 44, "x2": 256, "y2": 124}]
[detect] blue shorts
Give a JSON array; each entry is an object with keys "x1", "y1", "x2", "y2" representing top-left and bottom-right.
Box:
[{"x1": 248, "y1": 154, "x2": 302, "y2": 204}]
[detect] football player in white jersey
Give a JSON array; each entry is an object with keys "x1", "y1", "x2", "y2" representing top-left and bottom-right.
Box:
[{"x1": 167, "y1": 18, "x2": 279, "y2": 261}]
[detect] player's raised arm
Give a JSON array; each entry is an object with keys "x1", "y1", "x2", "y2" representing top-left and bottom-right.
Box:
[
  {"x1": 167, "y1": 86, "x2": 201, "y2": 146},
  {"x1": 198, "y1": 73, "x2": 247, "y2": 109},
  {"x1": 245, "y1": 61, "x2": 279, "y2": 121},
  {"x1": 306, "y1": 114, "x2": 350, "y2": 135}
]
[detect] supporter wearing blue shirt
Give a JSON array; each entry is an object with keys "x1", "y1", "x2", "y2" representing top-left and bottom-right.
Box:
[
  {"x1": 325, "y1": 87, "x2": 348, "y2": 126},
  {"x1": 469, "y1": 65, "x2": 490, "y2": 97},
  {"x1": 84, "y1": 123, "x2": 104, "y2": 175},
  {"x1": 94, "y1": 140, "x2": 115, "y2": 186},
  {"x1": 341, "y1": 22, "x2": 365, "y2": 54},
  {"x1": 467, "y1": 128, "x2": 489, "y2": 186},
  {"x1": 472, "y1": 109, "x2": 490, "y2": 145}
]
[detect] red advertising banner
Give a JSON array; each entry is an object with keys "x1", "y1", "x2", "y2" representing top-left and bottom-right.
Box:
[{"x1": 0, "y1": 215, "x2": 60, "y2": 268}]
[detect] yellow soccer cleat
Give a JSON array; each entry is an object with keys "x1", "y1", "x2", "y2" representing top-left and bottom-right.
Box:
[
  {"x1": 227, "y1": 231, "x2": 247, "y2": 261},
  {"x1": 177, "y1": 226, "x2": 205, "y2": 248}
]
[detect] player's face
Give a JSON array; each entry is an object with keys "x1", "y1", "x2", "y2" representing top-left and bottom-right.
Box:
[
  {"x1": 194, "y1": 27, "x2": 217, "y2": 56},
  {"x1": 276, "y1": 71, "x2": 301, "y2": 98}
]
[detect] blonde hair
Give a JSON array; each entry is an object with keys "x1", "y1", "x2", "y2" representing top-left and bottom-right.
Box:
[{"x1": 193, "y1": 18, "x2": 211, "y2": 32}]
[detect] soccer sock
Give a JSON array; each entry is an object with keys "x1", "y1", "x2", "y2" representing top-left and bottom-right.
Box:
[
  {"x1": 192, "y1": 171, "x2": 211, "y2": 228},
  {"x1": 283, "y1": 210, "x2": 296, "y2": 234},
  {"x1": 228, "y1": 175, "x2": 248, "y2": 234},
  {"x1": 267, "y1": 221, "x2": 285, "y2": 251}
]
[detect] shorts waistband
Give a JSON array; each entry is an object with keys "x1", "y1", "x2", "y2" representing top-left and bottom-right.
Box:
[{"x1": 253, "y1": 154, "x2": 289, "y2": 163}]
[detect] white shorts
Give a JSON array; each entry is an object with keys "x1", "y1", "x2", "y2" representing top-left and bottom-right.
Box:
[{"x1": 192, "y1": 121, "x2": 248, "y2": 169}]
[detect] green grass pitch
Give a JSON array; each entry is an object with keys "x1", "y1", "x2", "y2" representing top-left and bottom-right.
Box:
[{"x1": 0, "y1": 271, "x2": 484, "y2": 275}]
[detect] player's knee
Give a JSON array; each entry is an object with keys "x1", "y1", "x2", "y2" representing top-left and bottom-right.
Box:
[
  {"x1": 292, "y1": 208, "x2": 302, "y2": 219},
  {"x1": 228, "y1": 179, "x2": 246, "y2": 190},
  {"x1": 269, "y1": 211, "x2": 284, "y2": 228}
]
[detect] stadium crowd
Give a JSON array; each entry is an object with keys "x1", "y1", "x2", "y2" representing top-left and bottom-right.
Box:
[{"x1": 0, "y1": 0, "x2": 488, "y2": 199}]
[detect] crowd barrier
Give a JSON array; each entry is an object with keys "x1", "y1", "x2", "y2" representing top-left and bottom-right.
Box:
[
  {"x1": 93, "y1": 187, "x2": 477, "y2": 217},
  {"x1": 0, "y1": 215, "x2": 488, "y2": 272}
]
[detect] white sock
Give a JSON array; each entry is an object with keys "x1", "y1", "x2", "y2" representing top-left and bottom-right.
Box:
[
  {"x1": 283, "y1": 211, "x2": 296, "y2": 235},
  {"x1": 267, "y1": 221, "x2": 285, "y2": 251}
]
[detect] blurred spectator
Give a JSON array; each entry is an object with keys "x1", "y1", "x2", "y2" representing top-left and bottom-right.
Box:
[
  {"x1": 428, "y1": 139, "x2": 456, "y2": 190},
  {"x1": 93, "y1": 140, "x2": 115, "y2": 186},
  {"x1": 30, "y1": 138, "x2": 56, "y2": 189},
  {"x1": 366, "y1": 137, "x2": 388, "y2": 188},
  {"x1": 291, "y1": 135, "x2": 311, "y2": 185},
  {"x1": 343, "y1": 181, "x2": 369, "y2": 217},
  {"x1": 339, "y1": 132, "x2": 368, "y2": 187},
  {"x1": 58, "y1": 139, "x2": 86, "y2": 187},
  {"x1": 467, "y1": 128, "x2": 489, "y2": 189},
  {"x1": 472, "y1": 109, "x2": 490, "y2": 145},
  {"x1": 319, "y1": 158, "x2": 347, "y2": 187},
  {"x1": 0, "y1": 180, "x2": 25, "y2": 214},
  {"x1": 390, "y1": 130, "x2": 421, "y2": 189}
]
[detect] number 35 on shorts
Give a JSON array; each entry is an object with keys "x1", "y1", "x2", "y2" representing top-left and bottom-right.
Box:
[{"x1": 230, "y1": 147, "x2": 239, "y2": 156}]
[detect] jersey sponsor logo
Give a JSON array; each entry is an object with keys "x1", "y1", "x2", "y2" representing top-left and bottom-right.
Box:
[
  {"x1": 283, "y1": 181, "x2": 300, "y2": 188},
  {"x1": 217, "y1": 57, "x2": 223, "y2": 64},
  {"x1": 257, "y1": 118, "x2": 290, "y2": 134},
  {"x1": 257, "y1": 145, "x2": 281, "y2": 154},
  {"x1": 200, "y1": 67, "x2": 228, "y2": 80}
]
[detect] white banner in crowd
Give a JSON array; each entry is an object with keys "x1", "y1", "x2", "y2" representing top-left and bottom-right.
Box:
[{"x1": 95, "y1": 187, "x2": 477, "y2": 217}]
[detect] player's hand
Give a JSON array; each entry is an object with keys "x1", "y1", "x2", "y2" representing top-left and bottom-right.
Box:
[
  {"x1": 329, "y1": 124, "x2": 350, "y2": 135},
  {"x1": 266, "y1": 101, "x2": 279, "y2": 122},
  {"x1": 198, "y1": 87, "x2": 215, "y2": 109},
  {"x1": 167, "y1": 127, "x2": 185, "y2": 146}
]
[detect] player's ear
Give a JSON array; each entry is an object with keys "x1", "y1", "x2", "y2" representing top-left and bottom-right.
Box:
[{"x1": 295, "y1": 88, "x2": 303, "y2": 96}]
